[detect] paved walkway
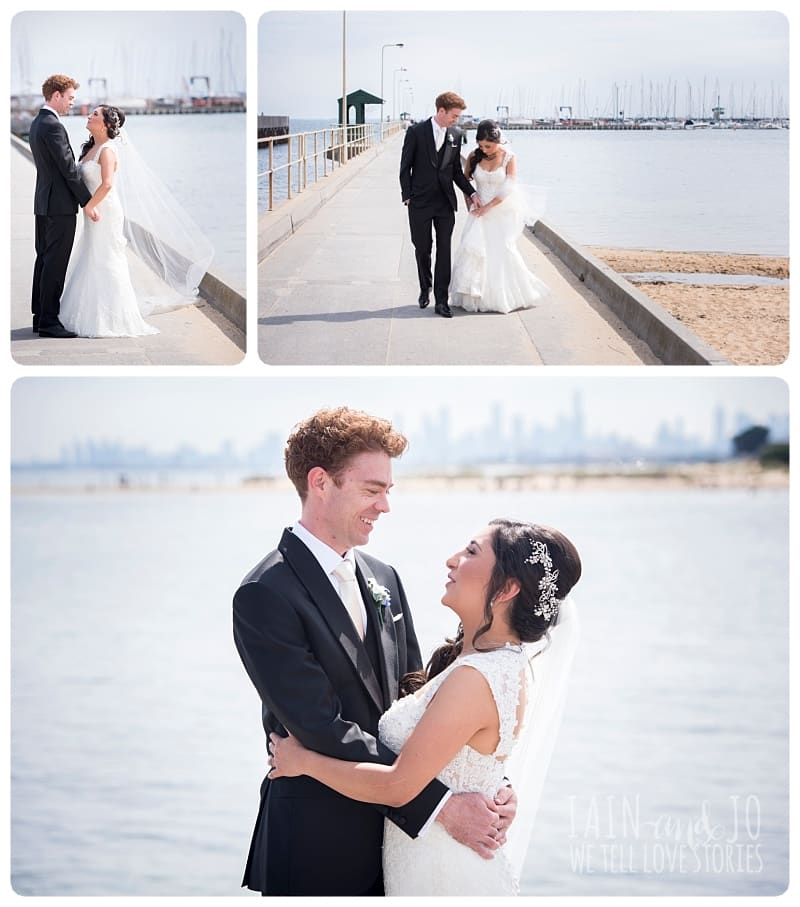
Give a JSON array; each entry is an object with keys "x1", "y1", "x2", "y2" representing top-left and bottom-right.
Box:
[
  {"x1": 10, "y1": 145, "x2": 244, "y2": 366},
  {"x1": 258, "y1": 133, "x2": 656, "y2": 366}
]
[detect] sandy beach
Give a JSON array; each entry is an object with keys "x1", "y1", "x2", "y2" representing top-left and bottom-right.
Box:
[
  {"x1": 589, "y1": 248, "x2": 789, "y2": 365},
  {"x1": 11, "y1": 460, "x2": 788, "y2": 495}
]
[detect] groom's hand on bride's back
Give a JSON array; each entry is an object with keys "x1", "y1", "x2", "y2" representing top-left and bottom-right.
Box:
[{"x1": 436, "y1": 791, "x2": 503, "y2": 860}]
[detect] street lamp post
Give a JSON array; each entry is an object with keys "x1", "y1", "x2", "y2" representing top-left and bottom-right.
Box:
[
  {"x1": 393, "y1": 67, "x2": 407, "y2": 121},
  {"x1": 341, "y1": 12, "x2": 347, "y2": 165},
  {"x1": 380, "y1": 42, "x2": 403, "y2": 134},
  {"x1": 404, "y1": 85, "x2": 414, "y2": 117}
]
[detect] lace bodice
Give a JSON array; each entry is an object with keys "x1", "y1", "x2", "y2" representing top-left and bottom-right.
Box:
[
  {"x1": 78, "y1": 142, "x2": 117, "y2": 194},
  {"x1": 379, "y1": 646, "x2": 527, "y2": 796},
  {"x1": 380, "y1": 646, "x2": 525, "y2": 896},
  {"x1": 471, "y1": 149, "x2": 513, "y2": 204}
]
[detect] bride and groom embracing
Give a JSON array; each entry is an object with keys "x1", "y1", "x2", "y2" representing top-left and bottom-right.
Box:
[
  {"x1": 233, "y1": 407, "x2": 581, "y2": 896},
  {"x1": 29, "y1": 74, "x2": 213, "y2": 340},
  {"x1": 400, "y1": 91, "x2": 549, "y2": 319}
]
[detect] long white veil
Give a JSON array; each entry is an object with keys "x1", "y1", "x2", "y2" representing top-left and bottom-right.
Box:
[
  {"x1": 495, "y1": 137, "x2": 548, "y2": 228},
  {"x1": 504, "y1": 596, "x2": 580, "y2": 883},
  {"x1": 110, "y1": 128, "x2": 214, "y2": 302}
]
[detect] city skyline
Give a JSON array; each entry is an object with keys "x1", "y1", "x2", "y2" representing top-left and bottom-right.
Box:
[{"x1": 11, "y1": 378, "x2": 788, "y2": 470}]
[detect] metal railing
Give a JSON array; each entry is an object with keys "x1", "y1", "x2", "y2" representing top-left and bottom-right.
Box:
[{"x1": 257, "y1": 121, "x2": 405, "y2": 212}]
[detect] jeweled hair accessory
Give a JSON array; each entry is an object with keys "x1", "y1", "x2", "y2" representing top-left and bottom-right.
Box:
[{"x1": 524, "y1": 539, "x2": 560, "y2": 621}]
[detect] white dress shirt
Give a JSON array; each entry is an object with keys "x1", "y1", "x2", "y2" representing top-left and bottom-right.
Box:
[
  {"x1": 290, "y1": 522, "x2": 368, "y2": 629},
  {"x1": 41, "y1": 103, "x2": 61, "y2": 121},
  {"x1": 431, "y1": 117, "x2": 446, "y2": 151},
  {"x1": 290, "y1": 521, "x2": 449, "y2": 833}
]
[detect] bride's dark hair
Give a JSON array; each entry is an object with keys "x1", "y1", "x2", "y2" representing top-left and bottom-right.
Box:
[
  {"x1": 465, "y1": 119, "x2": 504, "y2": 180},
  {"x1": 80, "y1": 105, "x2": 126, "y2": 160},
  {"x1": 401, "y1": 519, "x2": 581, "y2": 694}
]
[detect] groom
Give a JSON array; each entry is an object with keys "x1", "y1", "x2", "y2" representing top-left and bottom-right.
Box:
[
  {"x1": 233, "y1": 407, "x2": 514, "y2": 896},
  {"x1": 399, "y1": 91, "x2": 481, "y2": 318},
  {"x1": 29, "y1": 74, "x2": 95, "y2": 338}
]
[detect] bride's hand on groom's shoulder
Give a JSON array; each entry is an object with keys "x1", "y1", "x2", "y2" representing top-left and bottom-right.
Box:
[{"x1": 436, "y1": 791, "x2": 503, "y2": 860}]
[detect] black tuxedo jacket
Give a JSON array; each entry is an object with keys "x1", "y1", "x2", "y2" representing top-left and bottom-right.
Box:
[
  {"x1": 29, "y1": 108, "x2": 91, "y2": 216},
  {"x1": 233, "y1": 528, "x2": 448, "y2": 895},
  {"x1": 399, "y1": 117, "x2": 475, "y2": 214}
]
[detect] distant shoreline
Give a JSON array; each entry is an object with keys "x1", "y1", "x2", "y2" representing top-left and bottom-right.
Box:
[{"x1": 10, "y1": 461, "x2": 788, "y2": 495}]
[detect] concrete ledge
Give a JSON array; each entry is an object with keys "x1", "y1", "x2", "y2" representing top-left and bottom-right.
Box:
[
  {"x1": 199, "y1": 272, "x2": 245, "y2": 338},
  {"x1": 531, "y1": 219, "x2": 730, "y2": 365},
  {"x1": 11, "y1": 133, "x2": 30, "y2": 157},
  {"x1": 257, "y1": 136, "x2": 399, "y2": 262}
]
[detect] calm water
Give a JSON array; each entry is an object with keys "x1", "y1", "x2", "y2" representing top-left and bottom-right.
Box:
[
  {"x1": 10, "y1": 485, "x2": 788, "y2": 895},
  {"x1": 259, "y1": 122, "x2": 788, "y2": 255},
  {"x1": 257, "y1": 117, "x2": 348, "y2": 213},
  {"x1": 63, "y1": 113, "x2": 245, "y2": 292}
]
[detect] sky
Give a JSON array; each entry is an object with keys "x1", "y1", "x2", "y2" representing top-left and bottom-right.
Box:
[
  {"x1": 10, "y1": 11, "x2": 245, "y2": 100},
  {"x1": 10, "y1": 376, "x2": 788, "y2": 462},
  {"x1": 257, "y1": 10, "x2": 789, "y2": 120}
]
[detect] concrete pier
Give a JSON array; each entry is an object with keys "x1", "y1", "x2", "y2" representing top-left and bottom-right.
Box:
[
  {"x1": 258, "y1": 132, "x2": 721, "y2": 366},
  {"x1": 10, "y1": 138, "x2": 244, "y2": 365}
]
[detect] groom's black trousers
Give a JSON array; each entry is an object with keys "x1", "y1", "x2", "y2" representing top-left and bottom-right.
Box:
[
  {"x1": 32, "y1": 214, "x2": 77, "y2": 329},
  {"x1": 408, "y1": 204, "x2": 455, "y2": 306}
]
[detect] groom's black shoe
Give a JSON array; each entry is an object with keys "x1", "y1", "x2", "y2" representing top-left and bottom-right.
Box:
[
  {"x1": 38, "y1": 322, "x2": 77, "y2": 338},
  {"x1": 418, "y1": 291, "x2": 430, "y2": 309},
  {"x1": 434, "y1": 302, "x2": 453, "y2": 318}
]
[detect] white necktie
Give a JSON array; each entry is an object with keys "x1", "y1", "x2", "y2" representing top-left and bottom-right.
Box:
[
  {"x1": 434, "y1": 122, "x2": 445, "y2": 151},
  {"x1": 332, "y1": 561, "x2": 365, "y2": 639}
]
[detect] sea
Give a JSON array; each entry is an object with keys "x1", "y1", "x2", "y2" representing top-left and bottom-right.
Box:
[
  {"x1": 10, "y1": 483, "x2": 789, "y2": 896},
  {"x1": 62, "y1": 113, "x2": 246, "y2": 293},
  {"x1": 258, "y1": 119, "x2": 789, "y2": 256}
]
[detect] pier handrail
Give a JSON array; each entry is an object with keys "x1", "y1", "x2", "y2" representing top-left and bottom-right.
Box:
[{"x1": 258, "y1": 121, "x2": 404, "y2": 211}]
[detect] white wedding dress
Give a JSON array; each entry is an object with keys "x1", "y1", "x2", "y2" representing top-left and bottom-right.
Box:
[
  {"x1": 380, "y1": 646, "x2": 527, "y2": 896},
  {"x1": 60, "y1": 141, "x2": 161, "y2": 338},
  {"x1": 450, "y1": 149, "x2": 549, "y2": 313}
]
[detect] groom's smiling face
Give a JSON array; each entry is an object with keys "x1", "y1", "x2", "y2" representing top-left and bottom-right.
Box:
[
  {"x1": 435, "y1": 106, "x2": 463, "y2": 128},
  {"x1": 50, "y1": 87, "x2": 77, "y2": 116},
  {"x1": 311, "y1": 450, "x2": 393, "y2": 554}
]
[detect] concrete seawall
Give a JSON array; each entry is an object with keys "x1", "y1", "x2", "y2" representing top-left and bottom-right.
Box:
[
  {"x1": 531, "y1": 220, "x2": 730, "y2": 365},
  {"x1": 199, "y1": 273, "x2": 245, "y2": 335}
]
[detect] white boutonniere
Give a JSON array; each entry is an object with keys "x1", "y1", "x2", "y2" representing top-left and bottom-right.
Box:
[
  {"x1": 448, "y1": 132, "x2": 456, "y2": 146},
  {"x1": 366, "y1": 578, "x2": 391, "y2": 625}
]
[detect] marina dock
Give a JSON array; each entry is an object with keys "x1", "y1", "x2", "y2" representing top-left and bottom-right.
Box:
[
  {"x1": 258, "y1": 115, "x2": 290, "y2": 141},
  {"x1": 258, "y1": 131, "x2": 724, "y2": 366}
]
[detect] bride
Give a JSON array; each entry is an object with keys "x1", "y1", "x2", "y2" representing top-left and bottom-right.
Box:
[
  {"x1": 450, "y1": 120, "x2": 550, "y2": 314},
  {"x1": 59, "y1": 105, "x2": 213, "y2": 338},
  {"x1": 270, "y1": 518, "x2": 581, "y2": 896}
]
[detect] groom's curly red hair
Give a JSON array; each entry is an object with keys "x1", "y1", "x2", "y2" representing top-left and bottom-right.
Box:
[
  {"x1": 42, "y1": 74, "x2": 80, "y2": 100},
  {"x1": 435, "y1": 91, "x2": 466, "y2": 112},
  {"x1": 285, "y1": 407, "x2": 408, "y2": 501}
]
